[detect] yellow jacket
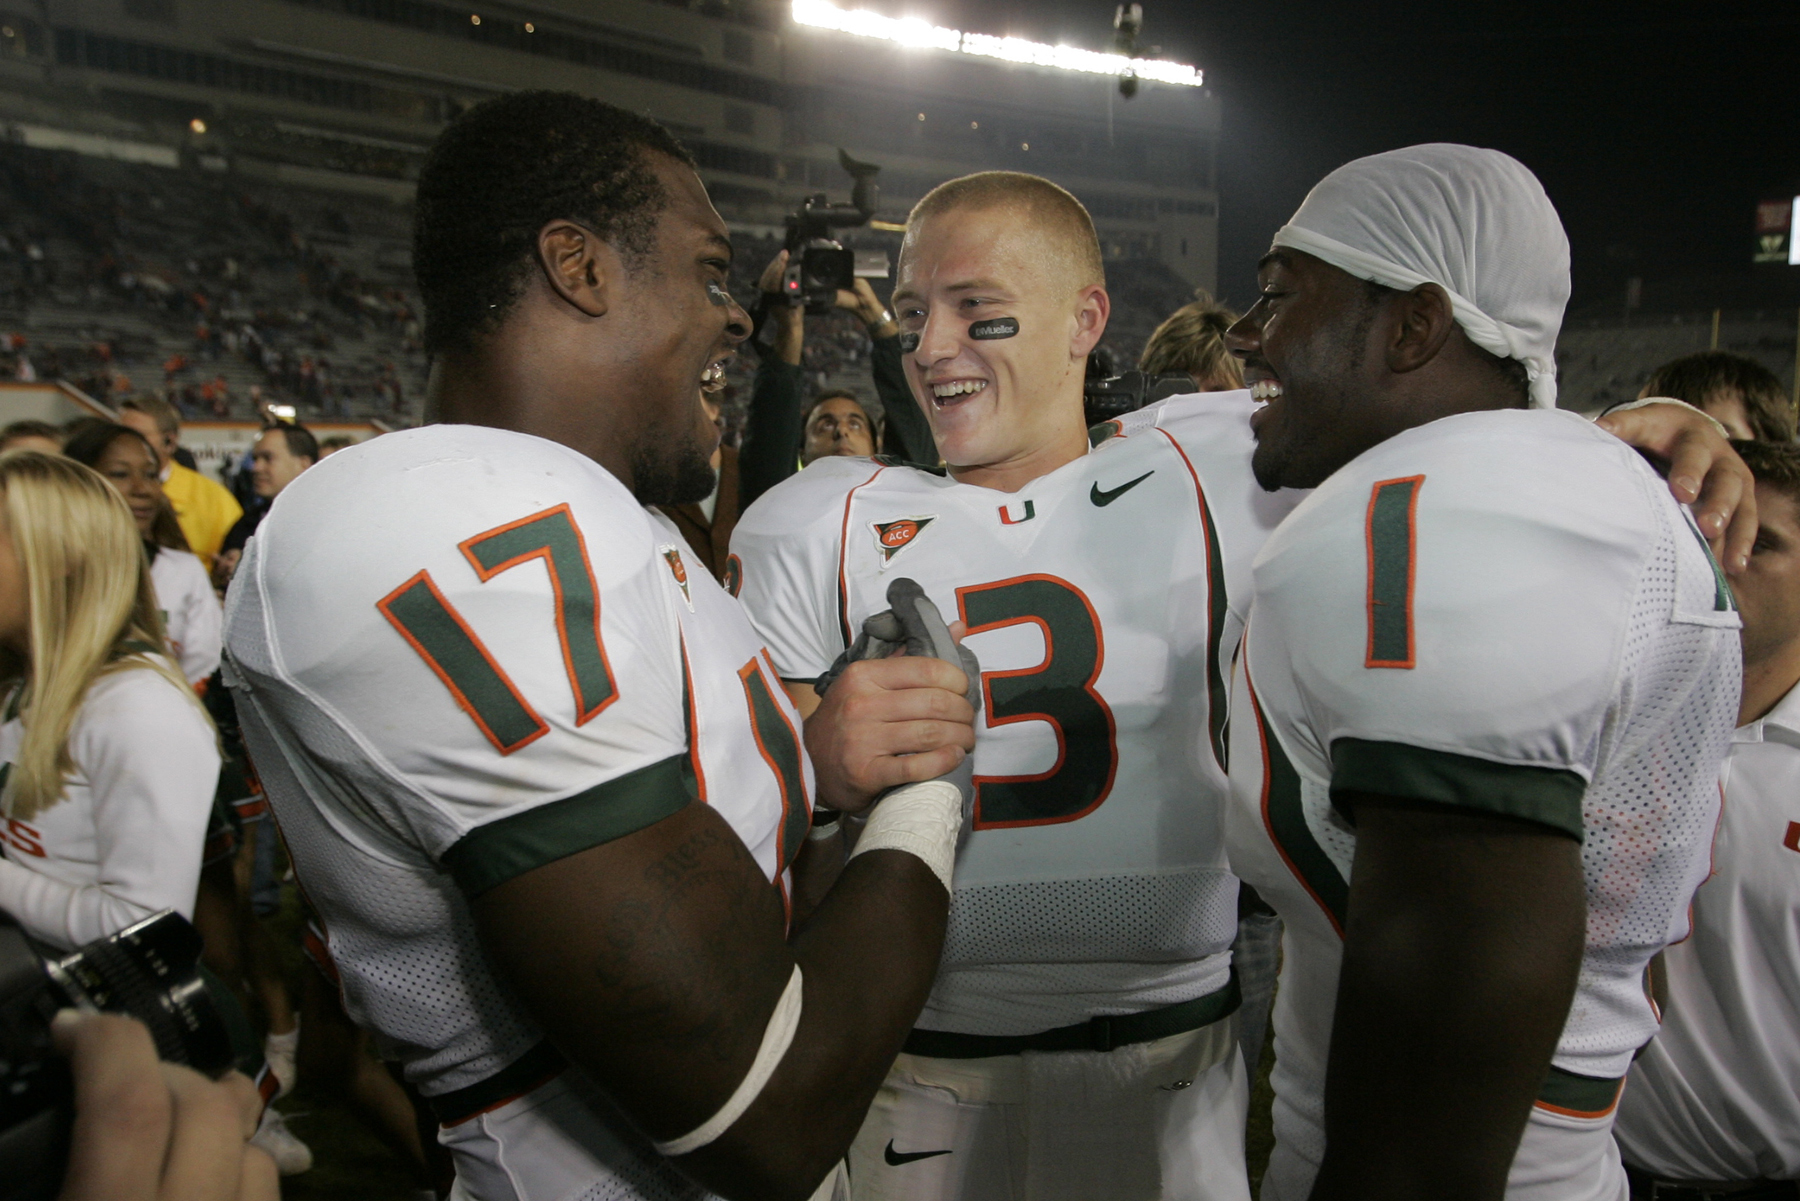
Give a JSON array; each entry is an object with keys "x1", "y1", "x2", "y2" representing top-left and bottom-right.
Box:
[{"x1": 162, "y1": 461, "x2": 242, "y2": 568}]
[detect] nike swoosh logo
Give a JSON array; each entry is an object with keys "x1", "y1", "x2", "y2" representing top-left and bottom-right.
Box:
[
  {"x1": 1091, "y1": 470, "x2": 1154, "y2": 506},
  {"x1": 884, "y1": 1140, "x2": 953, "y2": 1166}
]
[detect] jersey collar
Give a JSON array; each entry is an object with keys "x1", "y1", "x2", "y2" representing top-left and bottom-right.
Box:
[{"x1": 1739, "y1": 677, "x2": 1800, "y2": 746}]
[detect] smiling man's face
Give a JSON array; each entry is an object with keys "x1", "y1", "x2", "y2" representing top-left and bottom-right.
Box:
[
  {"x1": 1228, "y1": 248, "x2": 1393, "y2": 492},
  {"x1": 893, "y1": 203, "x2": 1103, "y2": 485}
]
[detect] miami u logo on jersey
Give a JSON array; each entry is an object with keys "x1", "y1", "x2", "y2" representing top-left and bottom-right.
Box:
[{"x1": 871, "y1": 516, "x2": 934, "y2": 565}]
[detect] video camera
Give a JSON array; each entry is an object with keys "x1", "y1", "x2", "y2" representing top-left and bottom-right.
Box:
[
  {"x1": 780, "y1": 148, "x2": 883, "y2": 314},
  {"x1": 1082, "y1": 346, "x2": 1196, "y2": 427},
  {"x1": 0, "y1": 911, "x2": 234, "y2": 1201}
]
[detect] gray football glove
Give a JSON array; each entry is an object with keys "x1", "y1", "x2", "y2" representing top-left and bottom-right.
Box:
[
  {"x1": 815, "y1": 577, "x2": 980, "y2": 710},
  {"x1": 813, "y1": 578, "x2": 981, "y2": 805}
]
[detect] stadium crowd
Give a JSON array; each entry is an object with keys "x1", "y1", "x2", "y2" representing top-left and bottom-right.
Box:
[{"x1": 1, "y1": 91, "x2": 1797, "y2": 1201}]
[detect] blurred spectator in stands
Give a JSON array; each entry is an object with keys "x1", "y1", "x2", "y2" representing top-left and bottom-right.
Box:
[
  {"x1": 62, "y1": 422, "x2": 220, "y2": 687},
  {"x1": 738, "y1": 249, "x2": 936, "y2": 510},
  {"x1": 216, "y1": 424, "x2": 318, "y2": 590},
  {"x1": 0, "y1": 419, "x2": 61, "y2": 455},
  {"x1": 657, "y1": 391, "x2": 738, "y2": 580},
  {"x1": 802, "y1": 389, "x2": 878, "y2": 464},
  {"x1": 1139, "y1": 290, "x2": 1246, "y2": 391},
  {"x1": 118, "y1": 394, "x2": 242, "y2": 570},
  {"x1": 1640, "y1": 351, "x2": 1795, "y2": 442},
  {"x1": 317, "y1": 434, "x2": 357, "y2": 457}
]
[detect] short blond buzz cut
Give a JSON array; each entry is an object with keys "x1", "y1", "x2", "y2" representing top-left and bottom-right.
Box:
[{"x1": 906, "y1": 171, "x2": 1105, "y2": 290}]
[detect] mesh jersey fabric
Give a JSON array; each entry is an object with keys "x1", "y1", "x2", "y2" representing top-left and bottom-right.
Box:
[
  {"x1": 224, "y1": 425, "x2": 807, "y2": 1200},
  {"x1": 731, "y1": 390, "x2": 1303, "y2": 1035},
  {"x1": 1224, "y1": 407, "x2": 1740, "y2": 1192}
]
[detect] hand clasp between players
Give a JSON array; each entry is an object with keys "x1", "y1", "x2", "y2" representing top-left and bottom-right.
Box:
[{"x1": 805, "y1": 580, "x2": 979, "y2": 815}]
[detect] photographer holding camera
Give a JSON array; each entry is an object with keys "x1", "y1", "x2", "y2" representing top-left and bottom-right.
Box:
[{"x1": 737, "y1": 248, "x2": 937, "y2": 509}]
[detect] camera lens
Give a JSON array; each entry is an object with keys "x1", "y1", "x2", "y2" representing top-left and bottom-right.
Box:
[{"x1": 43, "y1": 912, "x2": 235, "y2": 1076}]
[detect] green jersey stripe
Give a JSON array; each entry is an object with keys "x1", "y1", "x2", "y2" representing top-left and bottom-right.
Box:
[
  {"x1": 1248, "y1": 665, "x2": 1347, "y2": 935},
  {"x1": 1330, "y1": 739, "x2": 1587, "y2": 842},
  {"x1": 442, "y1": 753, "x2": 695, "y2": 897}
]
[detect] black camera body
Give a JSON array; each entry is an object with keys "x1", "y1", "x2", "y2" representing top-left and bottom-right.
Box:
[
  {"x1": 782, "y1": 149, "x2": 882, "y2": 314},
  {"x1": 0, "y1": 911, "x2": 233, "y2": 1201},
  {"x1": 1083, "y1": 369, "x2": 1200, "y2": 429}
]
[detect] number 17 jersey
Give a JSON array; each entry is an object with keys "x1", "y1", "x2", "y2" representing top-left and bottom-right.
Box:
[{"x1": 732, "y1": 391, "x2": 1300, "y2": 1035}]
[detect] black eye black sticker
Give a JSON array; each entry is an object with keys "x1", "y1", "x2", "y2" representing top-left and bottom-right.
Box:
[
  {"x1": 705, "y1": 282, "x2": 732, "y2": 307},
  {"x1": 970, "y1": 317, "x2": 1019, "y2": 340},
  {"x1": 898, "y1": 332, "x2": 921, "y2": 352}
]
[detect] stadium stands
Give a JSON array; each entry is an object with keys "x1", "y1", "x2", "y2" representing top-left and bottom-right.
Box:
[
  {"x1": 1557, "y1": 311, "x2": 1800, "y2": 414},
  {"x1": 0, "y1": 141, "x2": 422, "y2": 422}
]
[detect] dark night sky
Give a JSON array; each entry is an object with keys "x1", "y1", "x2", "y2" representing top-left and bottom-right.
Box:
[{"x1": 908, "y1": 0, "x2": 1800, "y2": 315}]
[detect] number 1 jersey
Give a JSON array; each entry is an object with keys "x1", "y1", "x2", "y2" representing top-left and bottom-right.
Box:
[
  {"x1": 732, "y1": 390, "x2": 1300, "y2": 1035},
  {"x1": 1226, "y1": 408, "x2": 1740, "y2": 1195}
]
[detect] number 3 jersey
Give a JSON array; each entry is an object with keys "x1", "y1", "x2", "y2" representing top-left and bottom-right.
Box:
[
  {"x1": 222, "y1": 427, "x2": 812, "y2": 1133},
  {"x1": 1226, "y1": 409, "x2": 1740, "y2": 1192},
  {"x1": 732, "y1": 390, "x2": 1299, "y2": 1035}
]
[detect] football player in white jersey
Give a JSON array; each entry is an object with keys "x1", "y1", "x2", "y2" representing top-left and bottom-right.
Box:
[
  {"x1": 730, "y1": 168, "x2": 1759, "y2": 1201},
  {"x1": 1222, "y1": 144, "x2": 1741, "y2": 1201},
  {"x1": 223, "y1": 92, "x2": 980, "y2": 1201},
  {"x1": 1614, "y1": 438, "x2": 1800, "y2": 1195},
  {"x1": 732, "y1": 171, "x2": 1287, "y2": 1201}
]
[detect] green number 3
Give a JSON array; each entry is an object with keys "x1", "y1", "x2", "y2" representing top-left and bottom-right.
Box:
[{"x1": 956, "y1": 574, "x2": 1119, "y2": 829}]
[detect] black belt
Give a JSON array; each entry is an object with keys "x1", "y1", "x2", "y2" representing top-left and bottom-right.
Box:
[
  {"x1": 427, "y1": 1041, "x2": 568, "y2": 1126},
  {"x1": 1626, "y1": 1166, "x2": 1799, "y2": 1201},
  {"x1": 903, "y1": 974, "x2": 1241, "y2": 1059}
]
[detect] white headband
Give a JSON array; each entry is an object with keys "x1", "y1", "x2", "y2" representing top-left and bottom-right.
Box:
[{"x1": 1271, "y1": 144, "x2": 1570, "y2": 409}]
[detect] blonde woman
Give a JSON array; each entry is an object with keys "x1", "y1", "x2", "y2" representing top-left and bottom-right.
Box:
[
  {"x1": 1138, "y1": 289, "x2": 1246, "y2": 392},
  {"x1": 0, "y1": 451, "x2": 219, "y2": 951}
]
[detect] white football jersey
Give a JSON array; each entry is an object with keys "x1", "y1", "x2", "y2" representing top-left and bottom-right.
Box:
[
  {"x1": 149, "y1": 547, "x2": 222, "y2": 685},
  {"x1": 225, "y1": 425, "x2": 811, "y2": 1199},
  {"x1": 1225, "y1": 408, "x2": 1740, "y2": 1197},
  {"x1": 733, "y1": 390, "x2": 1300, "y2": 1034},
  {"x1": 1615, "y1": 680, "x2": 1800, "y2": 1182},
  {"x1": 0, "y1": 661, "x2": 217, "y2": 951}
]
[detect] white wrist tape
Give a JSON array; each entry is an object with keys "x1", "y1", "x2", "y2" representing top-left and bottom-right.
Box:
[
  {"x1": 1603, "y1": 396, "x2": 1731, "y2": 440},
  {"x1": 846, "y1": 779, "x2": 963, "y2": 894},
  {"x1": 654, "y1": 964, "x2": 803, "y2": 1158}
]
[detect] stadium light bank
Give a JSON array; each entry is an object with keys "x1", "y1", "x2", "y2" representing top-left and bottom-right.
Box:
[{"x1": 790, "y1": 0, "x2": 1203, "y2": 88}]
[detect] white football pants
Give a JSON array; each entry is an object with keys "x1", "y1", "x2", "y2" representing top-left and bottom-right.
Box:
[{"x1": 846, "y1": 1016, "x2": 1250, "y2": 1201}]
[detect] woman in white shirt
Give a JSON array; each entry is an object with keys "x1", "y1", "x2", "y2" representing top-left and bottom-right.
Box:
[
  {"x1": 62, "y1": 422, "x2": 221, "y2": 687},
  {"x1": 0, "y1": 449, "x2": 219, "y2": 951}
]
